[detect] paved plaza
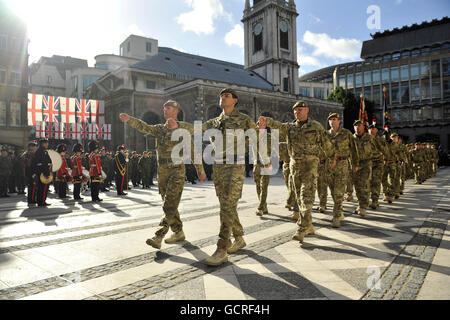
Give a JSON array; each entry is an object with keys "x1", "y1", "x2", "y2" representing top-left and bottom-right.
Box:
[{"x1": 0, "y1": 169, "x2": 449, "y2": 301}]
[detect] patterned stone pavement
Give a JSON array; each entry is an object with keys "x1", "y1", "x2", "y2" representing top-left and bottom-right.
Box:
[{"x1": 0, "y1": 168, "x2": 448, "y2": 301}]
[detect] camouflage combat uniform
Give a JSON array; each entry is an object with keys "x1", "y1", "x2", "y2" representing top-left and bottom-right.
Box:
[
  {"x1": 370, "y1": 134, "x2": 387, "y2": 208},
  {"x1": 382, "y1": 138, "x2": 401, "y2": 202},
  {"x1": 266, "y1": 114, "x2": 334, "y2": 241},
  {"x1": 316, "y1": 148, "x2": 328, "y2": 212},
  {"x1": 253, "y1": 132, "x2": 271, "y2": 215},
  {"x1": 127, "y1": 116, "x2": 205, "y2": 241},
  {"x1": 327, "y1": 127, "x2": 358, "y2": 223},
  {"x1": 280, "y1": 142, "x2": 299, "y2": 218}
]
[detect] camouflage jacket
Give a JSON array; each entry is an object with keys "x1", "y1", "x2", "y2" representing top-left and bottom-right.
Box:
[
  {"x1": 266, "y1": 118, "x2": 334, "y2": 161},
  {"x1": 370, "y1": 134, "x2": 387, "y2": 161},
  {"x1": 128, "y1": 116, "x2": 205, "y2": 177},
  {"x1": 411, "y1": 149, "x2": 423, "y2": 163},
  {"x1": 0, "y1": 156, "x2": 12, "y2": 177},
  {"x1": 278, "y1": 142, "x2": 290, "y2": 163},
  {"x1": 353, "y1": 133, "x2": 376, "y2": 166},
  {"x1": 327, "y1": 127, "x2": 359, "y2": 167},
  {"x1": 384, "y1": 139, "x2": 402, "y2": 162}
]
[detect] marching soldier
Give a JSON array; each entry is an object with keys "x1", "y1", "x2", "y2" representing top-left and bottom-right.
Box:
[
  {"x1": 120, "y1": 99, "x2": 206, "y2": 251},
  {"x1": 411, "y1": 142, "x2": 424, "y2": 184},
  {"x1": 56, "y1": 144, "x2": 70, "y2": 199},
  {"x1": 0, "y1": 147, "x2": 12, "y2": 198},
  {"x1": 130, "y1": 151, "x2": 140, "y2": 187},
  {"x1": 352, "y1": 120, "x2": 376, "y2": 217},
  {"x1": 326, "y1": 113, "x2": 358, "y2": 227},
  {"x1": 71, "y1": 143, "x2": 87, "y2": 201},
  {"x1": 259, "y1": 100, "x2": 334, "y2": 243},
  {"x1": 382, "y1": 132, "x2": 401, "y2": 203},
  {"x1": 32, "y1": 138, "x2": 52, "y2": 207},
  {"x1": 88, "y1": 141, "x2": 103, "y2": 202},
  {"x1": 253, "y1": 128, "x2": 271, "y2": 216},
  {"x1": 100, "y1": 148, "x2": 110, "y2": 192},
  {"x1": 397, "y1": 136, "x2": 409, "y2": 196},
  {"x1": 115, "y1": 146, "x2": 128, "y2": 196},
  {"x1": 23, "y1": 142, "x2": 37, "y2": 205},
  {"x1": 138, "y1": 151, "x2": 152, "y2": 189},
  {"x1": 345, "y1": 160, "x2": 354, "y2": 201},
  {"x1": 315, "y1": 146, "x2": 329, "y2": 214},
  {"x1": 280, "y1": 142, "x2": 299, "y2": 220},
  {"x1": 368, "y1": 124, "x2": 387, "y2": 209},
  {"x1": 431, "y1": 145, "x2": 438, "y2": 176},
  {"x1": 390, "y1": 133, "x2": 404, "y2": 199},
  {"x1": 148, "y1": 151, "x2": 156, "y2": 185}
]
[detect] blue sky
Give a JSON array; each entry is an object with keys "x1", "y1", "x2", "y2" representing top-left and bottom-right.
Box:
[{"x1": 4, "y1": 0, "x2": 450, "y2": 75}]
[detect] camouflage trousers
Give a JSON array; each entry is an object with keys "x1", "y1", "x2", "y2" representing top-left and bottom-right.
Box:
[
  {"x1": 328, "y1": 160, "x2": 348, "y2": 218},
  {"x1": 352, "y1": 162, "x2": 372, "y2": 210},
  {"x1": 399, "y1": 163, "x2": 406, "y2": 192},
  {"x1": 346, "y1": 160, "x2": 354, "y2": 196},
  {"x1": 254, "y1": 164, "x2": 270, "y2": 212},
  {"x1": 413, "y1": 163, "x2": 422, "y2": 183},
  {"x1": 370, "y1": 160, "x2": 384, "y2": 202},
  {"x1": 155, "y1": 164, "x2": 186, "y2": 238},
  {"x1": 317, "y1": 160, "x2": 328, "y2": 208},
  {"x1": 282, "y1": 163, "x2": 296, "y2": 208},
  {"x1": 382, "y1": 163, "x2": 397, "y2": 197},
  {"x1": 213, "y1": 164, "x2": 245, "y2": 249},
  {"x1": 290, "y1": 157, "x2": 319, "y2": 232}
]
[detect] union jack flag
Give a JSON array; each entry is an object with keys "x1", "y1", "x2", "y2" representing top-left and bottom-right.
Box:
[
  {"x1": 35, "y1": 121, "x2": 45, "y2": 138},
  {"x1": 80, "y1": 122, "x2": 89, "y2": 140},
  {"x1": 42, "y1": 96, "x2": 61, "y2": 123},
  {"x1": 75, "y1": 99, "x2": 91, "y2": 123},
  {"x1": 88, "y1": 123, "x2": 98, "y2": 140},
  {"x1": 70, "y1": 123, "x2": 81, "y2": 140},
  {"x1": 28, "y1": 94, "x2": 43, "y2": 126}
]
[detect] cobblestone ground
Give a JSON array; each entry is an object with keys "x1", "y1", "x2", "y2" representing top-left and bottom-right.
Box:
[{"x1": 0, "y1": 169, "x2": 448, "y2": 300}]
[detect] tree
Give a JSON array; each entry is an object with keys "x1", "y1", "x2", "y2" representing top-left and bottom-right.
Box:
[{"x1": 328, "y1": 87, "x2": 375, "y2": 131}]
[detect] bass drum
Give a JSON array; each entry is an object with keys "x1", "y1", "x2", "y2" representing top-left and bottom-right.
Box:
[
  {"x1": 48, "y1": 150, "x2": 62, "y2": 172},
  {"x1": 82, "y1": 169, "x2": 90, "y2": 183}
]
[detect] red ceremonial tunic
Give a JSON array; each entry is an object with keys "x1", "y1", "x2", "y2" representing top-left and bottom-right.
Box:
[
  {"x1": 89, "y1": 152, "x2": 102, "y2": 177},
  {"x1": 71, "y1": 154, "x2": 83, "y2": 177},
  {"x1": 57, "y1": 156, "x2": 70, "y2": 179}
]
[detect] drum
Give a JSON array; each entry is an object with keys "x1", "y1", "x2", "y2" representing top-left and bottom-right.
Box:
[
  {"x1": 101, "y1": 170, "x2": 107, "y2": 180},
  {"x1": 40, "y1": 173, "x2": 53, "y2": 184},
  {"x1": 48, "y1": 150, "x2": 62, "y2": 172},
  {"x1": 82, "y1": 169, "x2": 90, "y2": 183}
]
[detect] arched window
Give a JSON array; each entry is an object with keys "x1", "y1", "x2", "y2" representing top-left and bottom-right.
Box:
[
  {"x1": 280, "y1": 20, "x2": 289, "y2": 50},
  {"x1": 253, "y1": 23, "x2": 263, "y2": 53}
]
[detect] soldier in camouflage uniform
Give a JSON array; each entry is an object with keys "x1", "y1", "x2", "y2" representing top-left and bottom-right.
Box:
[
  {"x1": 352, "y1": 120, "x2": 376, "y2": 217},
  {"x1": 279, "y1": 142, "x2": 299, "y2": 220},
  {"x1": 345, "y1": 160, "x2": 354, "y2": 201},
  {"x1": 326, "y1": 113, "x2": 358, "y2": 227},
  {"x1": 139, "y1": 151, "x2": 152, "y2": 189},
  {"x1": 397, "y1": 137, "x2": 409, "y2": 196},
  {"x1": 259, "y1": 101, "x2": 334, "y2": 243},
  {"x1": 197, "y1": 88, "x2": 270, "y2": 266},
  {"x1": 382, "y1": 133, "x2": 400, "y2": 203},
  {"x1": 431, "y1": 145, "x2": 438, "y2": 176},
  {"x1": 253, "y1": 130, "x2": 271, "y2": 216},
  {"x1": 315, "y1": 147, "x2": 328, "y2": 213},
  {"x1": 390, "y1": 134, "x2": 405, "y2": 199},
  {"x1": 120, "y1": 100, "x2": 206, "y2": 250},
  {"x1": 0, "y1": 148, "x2": 12, "y2": 197},
  {"x1": 368, "y1": 124, "x2": 387, "y2": 209},
  {"x1": 411, "y1": 142, "x2": 424, "y2": 184}
]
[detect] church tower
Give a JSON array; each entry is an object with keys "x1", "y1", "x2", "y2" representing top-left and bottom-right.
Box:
[{"x1": 242, "y1": 0, "x2": 299, "y2": 95}]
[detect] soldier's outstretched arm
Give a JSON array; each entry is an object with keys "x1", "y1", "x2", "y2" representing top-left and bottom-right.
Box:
[{"x1": 120, "y1": 114, "x2": 161, "y2": 137}]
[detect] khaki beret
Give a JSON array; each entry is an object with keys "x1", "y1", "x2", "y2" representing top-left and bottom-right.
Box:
[
  {"x1": 327, "y1": 113, "x2": 339, "y2": 121},
  {"x1": 353, "y1": 119, "x2": 363, "y2": 126},
  {"x1": 163, "y1": 100, "x2": 180, "y2": 109},
  {"x1": 292, "y1": 101, "x2": 308, "y2": 110},
  {"x1": 220, "y1": 88, "x2": 238, "y2": 99},
  {"x1": 390, "y1": 133, "x2": 399, "y2": 138}
]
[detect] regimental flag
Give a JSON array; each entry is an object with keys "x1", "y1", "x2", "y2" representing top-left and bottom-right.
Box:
[
  {"x1": 28, "y1": 93, "x2": 43, "y2": 126},
  {"x1": 60, "y1": 97, "x2": 76, "y2": 124},
  {"x1": 383, "y1": 86, "x2": 391, "y2": 131},
  {"x1": 35, "y1": 121, "x2": 45, "y2": 138},
  {"x1": 75, "y1": 99, "x2": 91, "y2": 124},
  {"x1": 359, "y1": 93, "x2": 369, "y2": 131},
  {"x1": 42, "y1": 96, "x2": 61, "y2": 123},
  {"x1": 70, "y1": 123, "x2": 81, "y2": 140}
]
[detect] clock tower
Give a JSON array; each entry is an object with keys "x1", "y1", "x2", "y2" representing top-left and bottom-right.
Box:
[{"x1": 242, "y1": 0, "x2": 299, "y2": 95}]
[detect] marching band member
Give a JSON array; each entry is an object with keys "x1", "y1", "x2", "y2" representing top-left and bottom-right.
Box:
[
  {"x1": 56, "y1": 144, "x2": 71, "y2": 199},
  {"x1": 115, "y1": 145, "x2": 128, "y2": 196},
  {"x1": 31, "y1": 138, "x2": 52, "y2": 207},
  {"x1": 23, "y1": 141, "x2": 37, "y2": 205},
  {"x1": 88, "y1": 141, "x2": 103, "y2": 202},
  {"x1": 71, "y1": 143, "x2": 87, "y2": 201}
]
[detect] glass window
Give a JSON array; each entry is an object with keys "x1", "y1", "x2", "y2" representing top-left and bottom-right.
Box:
[
  {"x1": 9, "y1": 102, "x2": 21, "y2": 127},
  {"x1": 433, "y1": 107, "x2": 442, "y2": 120},
  {"x1": 146, "y1": 42, "x2": 152, "y2": 53},
  {"x1": 9, "y1": 71, "x2": 21, "y2": 86},
  {"x1": 443, "y1": 58, "x2": 450, "y2": 77},
  {"x1": 0, "y1": 69, "x2": 6, "y2": 84},
  {"x1": 83, "y1": 76, "x2": 99, "y2": 90},
  {"x1": 411, "y1": 49, "x2": 420, "y2": 57},
  {"x1": 383, "y1": 54, "x2": 391, "y2": 61},
  {"x1": 411, "y1": 63, "x2": 420, "y2": 80},
  {"x1": 382, "y1": 68, "x2": 389, "y2": 84},
  {"x1": 421, "y1": 79, "x2": 430, "y2": 100},
  {"x1": 400, "y1": 83, "x2": 409, "y2": 104},
  {"x1": 431, "y1": 60, "x2": 440, "y2": 78},
  {"x1": 401, "y1": 65, "x2": 409, "y2": 82},
  {"x1": 355, "y1": 72, "x2": 362, "y2": 87},
  {"x1": 421, "y1": 47, "x2": 430, "y2": 55},
  {"x1": 413, "y1": 108, "x2": 422, "y2": 121},
  {"x1": 364, "y1": 71, "x2": 371, "y2": 86},
  {"x1": 338, "y1": 74, "x2": 346, "y2": 88},
  {"x1": 423, "y1": 106, "x2": 432, "y2": 120},
  {"x1": 401, "y1": 51, "x2": 410, "y2": 59},
  {"x1": 347, "y1": 74, "x2": 354, "y2": 89},
  {"x1": 420, "y1": 61, "x2": 430, "y2": 79},
  {"x1": 400, "y1": 109, "x2": 411, "y2": 122},
  {"x1": 444, "y1": 79, "x2": 450, "y2": 98},
  {"x1": 373, "y1": 86, "x2": 381, "y2": 107},
  {"x1": 392, "y1": 53, "x2": 400, "y2": 60},
  {"x1": 146, "y1": 80, "x2": 156, "y2": 89},
  {"x1": 374, "y1": 56, "x2": 382, "y2": 63},
  {"x1": 0, "y1": 101, "x2": 5, "y2": 126},
  {"x1": 442, "y1": 43, "x2": 450, "y2": 52},
  {"x1": 253, "y1": 23, "x2": 263, "y2": 53},
  {"x1": 373, "y1": 69, "x2": 380, "y2": 85},
  {"x1": 364, "y1": 88, "x2": 372, "y2": 102},
  {"x1": 431, "y1": 46, "x2": 440, "y2": 55},
  {"x1": 0, "y1": 35, "x2": 7, "y2": 50},
  {"x1": 391, "y1": 84, "x2": 400, "y2": 104},
  {"x1": 411, "y1": 81, "x2": 420, "y2": 101},
  {"x1": 314, "y1": 88, "x2": 324, "y2": 99},
  {"x1": 299, "y1": 87, "x2": 310, "y2": 96},
  {"x1": 280, "y1": 20, "x2": 289, "y2": 50},
  {"x1": 432, "y1": 80, "x2": 441, "y2": 99},
  {"x1": 391, "y1": 66, "x2": 399, "y2": 83},
  {"x1": 73, "y1": 76, "x2": 78, "y2": 91}
]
